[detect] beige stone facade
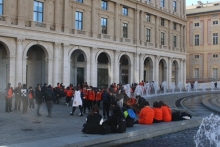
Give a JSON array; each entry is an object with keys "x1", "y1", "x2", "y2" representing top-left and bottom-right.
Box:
[
  {"x1": 186, "y1": 1, "x2": 220, "y2": 83},
  {"x1": 0, "y1": 0, "x2": 186, "y2": 91}
]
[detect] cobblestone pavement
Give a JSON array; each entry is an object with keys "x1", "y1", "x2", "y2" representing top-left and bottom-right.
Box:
[{"x1": 117, "y1": 127, "x2": 199, "y2": 147}]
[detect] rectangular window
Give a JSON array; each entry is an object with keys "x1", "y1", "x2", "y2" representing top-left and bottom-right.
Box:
[
  {"x1": 101, "y1": 0, "x2": 107, "y2": 10},
  {"x1": 101, "y1": 17, "x2": 107, "y2": 34},
  {"x1": 122, "y1": 7, "x2": 128, "y2": 16},
  {"x1": 76, "y1": 0, "x2": 83, "y2": 3},
  {"x1": 75, "y1": 11, "x2": 83, "y2": 30},
  {"x1": 195, "y1": 35, "x2": 199, "y2": 46},
  {"x1": 213, "y1": 68, "x2": 218, "y2": 79},
  {"x1": 213, "y1": 33, "x2": 218, "y2": 45},
  {"x1": 195, "y1": 23, "x2": 199, "y2": 27},
  {"x1": 33, "y1": 1, "x2": 44, "y2": 22},
  {"x1": 146, "y1": 29, "x2": 150, "y2": 42},
  {"x1": 146, "y1": 0, "x2": 151, "y2": 2},
  {"x1": 194, "y1": 68, "x2": 199, "y2": 78},
  {"x1": 161, "y1": 32, "x2": 165, "y2": 45},
  {"x1": 213, "y1": 21, "x2": 218, "y2": 25},
  {"x1": 195, "y1": 55, "x2": 199, "y2": 58},
  {"x1": 161, "y1": 0, "x2": 165, "y2": 7},
  {"x1": 173, "y1": 23, "x2": 176, "y2": 30},
  {"x1": 213, "y1": 54, "x2": 218, "y2": 58},
  {"x1": 161, "y1": 19, "x2": 165, "y2": 26},
  {"x1": 173, "y1": 1, "x2": 177, "y2": 12},
  {"x1": 0, "y1": 0, "x2": 3, "y2": 15},
  {"x1": 123, "y1": 23, "x2": 128, "y2": 38},
  {"x1": 173, "y1": 36, "x2": 177, "y2": 47},
  {"x1": 146, "y1": 14, "x2": 150, "y2": 22}
]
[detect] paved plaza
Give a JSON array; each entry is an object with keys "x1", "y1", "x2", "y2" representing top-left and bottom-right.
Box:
[{"x1": 0, "y1": 91, "x2": 219, "y2": 147}]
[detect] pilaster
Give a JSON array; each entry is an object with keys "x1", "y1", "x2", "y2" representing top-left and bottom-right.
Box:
[
  {"x1": 114, "y1": 50, "x2": 120, "y2": 83},
  {"x1": 16, "y1": 38, "x2": 24, "y2": 85},
  {"x1": 114, "y1": 2, "x2": 119, "y2": 41},
  {"x1": 62, "y1": 44, "x2": 70, "y2": 87},
  {"x1": 53, "y1": 42, "x2": 60, "y2": 86},
  {"x1": 64, "y1": 0, "x2": 70, "y2": 33},
  {"x1": 17, "y1": 0, "x2": 24, "y2": 26},
  {"x1": 55, "y1": 0, "x2": 61, "y2": 32},
  {"x1": 90, "y1": 47, "x2": 98, "y2": 86}
]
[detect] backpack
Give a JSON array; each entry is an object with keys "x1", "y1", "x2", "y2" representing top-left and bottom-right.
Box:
[
  {"x1": 172, "y1": 110, "x2": 181, "y2": 121},
  {"x1": 116, "y1": 117, "x2": 126, "y2": 133}
]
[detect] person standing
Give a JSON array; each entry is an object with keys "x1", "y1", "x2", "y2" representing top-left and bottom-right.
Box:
[
  {"x1": 21, "y1": 84, "x2": 28, "y2": 114},
  {"x1": 28, "y1": 86, "x2": 35, "y2": 110},
  {"x1": 70, "y1": 88, "x2": 83, "y2": 116},
  {"x1": 102, "y1": 88, "x2": 111, "y2": 119},
  {"x1": 14, "y1": 82, "x2": 22, "y2": 110},
  {"x1": 115, "y1": 84, "x2": 124, "y2": 108},
  {"x1": 5, "y1": 83, "x2": 13, "y2": 112},
  {"x1": 44, "y1": 85, "x2": 55, "y2": 118},
  {"x1": 41, "y1": 83, "x2": 48, "y2": 102},
  {"x1": 35, "y1": 84, "x2": 43, "y2": 116}
]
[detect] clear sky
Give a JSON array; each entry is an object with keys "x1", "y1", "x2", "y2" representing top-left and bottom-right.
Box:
[{"x1": 186, "y1": 0, "x2": 220, "y2": 6}]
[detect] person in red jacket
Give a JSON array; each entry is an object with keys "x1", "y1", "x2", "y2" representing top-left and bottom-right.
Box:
[
  {"x1": 153, "y1": 101, "x2": 162, "y2": 123},
  {"x1": 66, "y1": 87, "x2": 73, "y2": 106},
  {"x1": 135, "y1": 101, "x2": 154, "y2": 125},
  {"x1": 5, "y1": 83, "x2": 13, "y2": 112},
  {"x1": 95, "y1": 89, "x2": 102, "y2": 108},
  {"x1": 159, "y1": 101, "x2": 172, "y2": 122},
  {"x1": 87, "y1": 87, "x2": 95, "y2": 111}
]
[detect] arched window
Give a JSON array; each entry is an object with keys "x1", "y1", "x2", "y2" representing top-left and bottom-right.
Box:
[
  {"x1": 98, "y1": 53, "x2": 108, "y2": 64},
  {"x1": 77, "y1": 54, "x2": 85, "y2": 62}
]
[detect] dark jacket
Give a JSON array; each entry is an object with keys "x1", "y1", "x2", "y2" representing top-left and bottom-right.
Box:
[
  {"x1": 14, "y1": 86, "x2": 21, "y2": 98},
  {"x1": 102, "y1": 90, "x2": 110, "y2": 103},
  {"x1": 44, "y1": 88, "x2": 55, "y2": 101},
  {"x1": 82, "y1": 113, "x2": 103, "y2": 134},
  {"x1": 35, "y1": 89, "x2": 43, "y2": 104},
  {"x1": 103, "y1": 106, "x2": 125, "y2": 133}
]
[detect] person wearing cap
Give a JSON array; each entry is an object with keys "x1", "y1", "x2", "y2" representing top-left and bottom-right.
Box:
[
  {"x1": 5, "y1": 83, "x2": 13, "y2": 112},
  {"x1": 28, "y1": 86, "x2": 35, "y2": 110},
  {"x1": 44, "y1": 85, "x2": 55, "y2": 118},
  {"x1": 13, "y1": 82, "x2": 22, "y2": 110}
]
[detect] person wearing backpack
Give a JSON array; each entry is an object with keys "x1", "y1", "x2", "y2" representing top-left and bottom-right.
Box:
[
  {"x1": 103, "y1": 105, "x2": 126, "y2": 133},
  {"x1": 44, "y1": 85, "x2": 55, "y2": 118},
  {"x1": 123, "y1": 108, "x2": 136, "y2": 127}
]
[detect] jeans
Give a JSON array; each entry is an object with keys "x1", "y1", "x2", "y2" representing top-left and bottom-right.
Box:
[
  {"x1": 37, "y1": 104, "x2": 41, "y2": 115},
  {"x1": 29, "y1": 98, "x2": 35, "y2": 109},
  {"x1": 5, "y1": 98, "x2": 12, "y2": 112},
  {"x1": 14, "y1": 96, "x2": 21, "y2": 110},
  {"x1": 103, "y1": 102, "x2": 110, "y2": 118}
]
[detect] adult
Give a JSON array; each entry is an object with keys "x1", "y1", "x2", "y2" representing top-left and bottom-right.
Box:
[
  {"x1": 41, "y1": 83, "x2": 48, "y2": 102},
  {"x1": 153, "y1": 101, "x2": 162, "y2": 123},
  {"x1": 103, "y1": 105, "x2": 125, "y2": 133},
  {"x1": 21, "y1": 84, "x2": 28, "y2": 114},
  {"x1": 82, "y1": 105, "x2": 103, "y2": 134},
  {"x1": 28, "y1": 86, "x2": 35, "y2": 110},
  {"x1": 44, "y1": 85, "x2": 55, "y2": 118},
  {"x1": 13, "y1": 82, "x2": 22, "y2": 110},
  {"x1": 35, "y1": 84, "x2": 43, "y2": 116},
  {"x1": 70, "y1": 88, "x2": 83, "y2": 116},
  {"x1": 135, "y1": 101, "x2": 154, "y2": 125},
  {"x1": 5, "y1": 83, "x2": 13, "y2": 112},
  {"x1": 102, "y1": 88, "x2": 111, "y2": 119},
  {"x1": 115, "y1": 84, "x2": 124, "y2": 108},
  {"x1": 159, "y1": 101, "x2": 172, "y2": 122}
]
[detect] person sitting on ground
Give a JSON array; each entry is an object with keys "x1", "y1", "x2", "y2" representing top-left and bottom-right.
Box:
[
  {"x1": 82, "y1": 104, "x2": 103, "y2": 134},
  {"x1": 103, "y1": 105, "x2": 126, "y2": 133},
  {"x1": 135, "y1": 101, "x2": 154, "y2": 125},
  {"x1": 122, "y1": 106, "x2": 136, "y2": 127},
  {"x1": 159, "y1": 101, "x2": 172, "y2": 122},
  {"x1": 153, "y1": 101, "x2": 162, "y2": 123}
]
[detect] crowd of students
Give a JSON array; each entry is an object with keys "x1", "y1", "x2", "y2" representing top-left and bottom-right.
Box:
[{"x1": 4, "y1": 81, "x2": 192, "y2": 134}]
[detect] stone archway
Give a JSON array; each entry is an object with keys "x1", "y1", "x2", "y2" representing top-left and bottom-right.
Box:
[
  {"x1": 70, "y1": 49, "x2": 87, "y2": 86},
  {"x1": 0, "y1": 42, "x2": 9, "y2": 91},
  {"x1": 119, "y1": 54, "x2": 131, "y2": 84},
  {"x1": 143, "y1": 57, "x2": 153, "y2": 82}
]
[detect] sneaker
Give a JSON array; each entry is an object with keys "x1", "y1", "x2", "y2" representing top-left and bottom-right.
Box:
[
  {"x1": 70, "y1": 112, "x2": 73, "y2": 115},
  {"x1": 78, "y1": 113, "x2": 84, "y2": 116}
]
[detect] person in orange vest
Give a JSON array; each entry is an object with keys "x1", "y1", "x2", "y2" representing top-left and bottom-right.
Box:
[
  {"x1": 87, "y1": 87, "x2": 95, "y2": 111},
  {"x1": 153, "y1": 101, "x2": 163, "y2": 123},
  {"x1": 5, "y1": 83, "x2": 13, "y2": 112},
  {"x1": 95, "y1": 89, "x2": 102, "y2": 108},
  {"x1": 159, "y1": 101, "x2": 172, "y2": 122},
  {"x1": 28, "y1": 86, "x2": 35, "y2": 110},
  {"x1": 135, "y1": 101, "x2": 155, "y2": 125},
  {"x1": 66, "y1": 87, "x2": 73, "y2": 106},
  {"x1": 82, "y1": 87, "x2": 89, "y2": 114}
]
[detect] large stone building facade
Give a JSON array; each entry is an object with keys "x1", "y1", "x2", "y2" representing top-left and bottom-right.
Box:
[
  {"x1": 0, "y1": 0, "x2": 186, "y2": 92},
  {"x1": 186, "y1": 1, "x2": 220, "y2": 83}
]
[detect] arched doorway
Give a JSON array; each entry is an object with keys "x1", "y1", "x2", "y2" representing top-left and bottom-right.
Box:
[
  {"x1": 26, "y1": 45, "x2": 47, "y2": 87},
  {"x1": 70, "y1": 50, "x2": 86, "y2": 86},
  {"x1": 0, "y1": 43, "x2": 9, "y2": 91},
  {"x1": 172, "y1": 60, "x2": 178, "y2": 85},
  {"x1": 159, "y1": 59, "x2": 167, "y2": 85},
  {"x1": 143, "y1": 57, "x2": 153, "y2": 82},
  {"x1": 119, "y1": 55, "x2": 130, "y2": 84},
  {"x1": 97, "y1": 52, "x2": 110, "y2": 88}
]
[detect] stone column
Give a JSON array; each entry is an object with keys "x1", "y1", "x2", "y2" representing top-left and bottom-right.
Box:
[
  {"x1": 4, "y1": 0, "x2": 11, "y2": 25},
  {"x1": 16, "y1": 38, "x2": 24, "y2": 85},
  {"x1": 134, "y1": 53, "x2": 140, "y2": 83},
  {"x1": 114, "y1": 50, "x2": 120, "y2": 84},
  {"x1": 53, "y1": 43, "x2": 60, "y2": 86},
  {"x1": 140, "y1": 11, "x2": 144, "y2": 45},
  {"x1": 55, "y1": 0, "x2": 61, "y2": 32},
  {"x1": 64, "y1": 0, "x2": 70, "y2": 33},
  {"x1": 180, "y1": 25, "x2": 183, "y2": 51},
  {"x1": 134, "y1": 9, "x2": 140, "y2": 45},
  {"x1": 169, "y1": 20, "x2": 173, "y2": 50},
  {"x1": 183, "y1": 59, "x2": 186, "y2": 84},
  {"x1": 154, "y1": 55, "x2": 160, "y2": 84},
  {"x1": 90, "y1": 47, "x2": 98, "y2": 87},
  {"x1": 9, "y1": 56, "x2": 16, "y2": 87},
  {"x1": 17, "y1": 0, "x2": 24, "y2": 26},
  {"x1": 62, "y1": 44, "x2": 70, "y2": 87},
  {"x1": 114, "y1": 2, "x2": 119, "y2": 41},
  {"x1": 139, "y1": 54, "x2": 145, "y2": 81},
  {"x1": 91, "y1": 0, "x2": 97, "y2": 38},
  {"x1": 155, "y1": 16, "x2": 160, "y2": 48},
  {"x1": 86, "y1": 50, "x2": 91, "y2": 85},
  {"x1": 47, "y1": 58, "x2": 53, "y2": 85},
  {"x1": 22, "y1": 57, "x2": 27, "y2": 85},
  {"x1": 179, "y1": 59, "x2": 183, "y2": 83},
  {"x1": 183, "y1": 25, "x2": 186, "y2": 52},
  {"x1": 168, "y1": 57, "x2": 172, "y2": 88}
]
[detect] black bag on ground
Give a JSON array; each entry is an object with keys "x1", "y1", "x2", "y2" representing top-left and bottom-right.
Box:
[
  {"x1": 172, "y1": 110, "x2": 182, "y2": 121},
  {"x1": 116, "y1": 117, "x2": 126, "y2": 133},
  {"x1": 100, "y1": 124, "x2": 112, "y2": 135}
]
